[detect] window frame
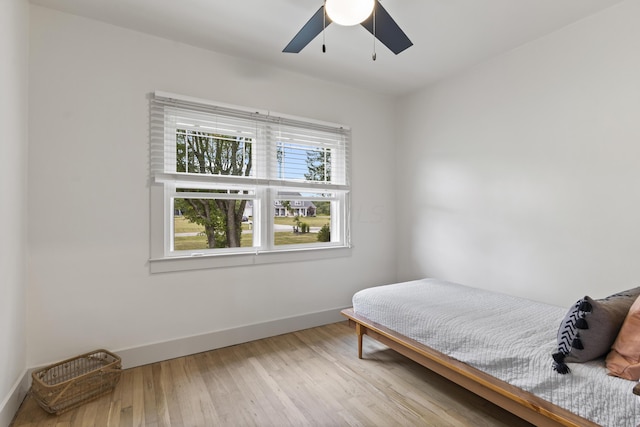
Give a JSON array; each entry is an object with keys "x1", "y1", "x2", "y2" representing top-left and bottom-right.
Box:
[{"x1": 149, "y1": 92, "x2": 351, "y2": 273}]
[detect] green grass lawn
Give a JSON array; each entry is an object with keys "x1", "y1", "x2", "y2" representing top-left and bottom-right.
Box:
[
  {"x1": 273, "y1": 232, "x2": 318, "y2": 245},
  {"x1": 174, "y1": 231, "x2": 319, "y2": 250},
  {"x1": 173, "y1": 215, "x2": 327, "y2": 250},
  {"x1": 175, "y1": 217, "x2": 254, "y2": 234},
  {"x1": 174, "y1": 216, "x2": 205, "y2": 234},
  {"x1": 176, "y1": 215, "x2": 329, "y2": 232},
  {"x1": 174, "y1": 235, "x2": 209, "y2": 251},
  {"x1": 274, "y1": 215, "x2": 330, "y2": 227}
]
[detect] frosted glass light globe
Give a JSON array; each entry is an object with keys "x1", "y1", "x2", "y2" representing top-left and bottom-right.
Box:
[{"x1": 325, "y1": 0, "x2": 375, "y2": 26}]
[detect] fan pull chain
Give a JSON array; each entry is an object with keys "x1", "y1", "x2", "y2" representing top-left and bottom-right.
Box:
[
  {"x1": 372, "y1": 6, "x2": 377, "y2": 61},
  {"x1": 323, "y1": 1, "x2": 327, "y2": 53}
]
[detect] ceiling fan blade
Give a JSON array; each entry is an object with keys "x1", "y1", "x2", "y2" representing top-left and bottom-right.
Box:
[
  {"x1": 283, "y1": 6, "x2": 332, "y2": 53},
  {"x1": 361, "y1": 0, "x2": 413, "y2": 55}
]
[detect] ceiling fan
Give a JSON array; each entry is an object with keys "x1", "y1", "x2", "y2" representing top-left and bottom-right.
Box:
[{"x1": 283, "y1": 0, "x2": 413, "y2": 58}]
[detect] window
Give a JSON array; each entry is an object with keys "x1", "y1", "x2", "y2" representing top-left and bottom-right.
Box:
[{"x1": 149, "y1": 92, "x2": 351, "y2": 272}]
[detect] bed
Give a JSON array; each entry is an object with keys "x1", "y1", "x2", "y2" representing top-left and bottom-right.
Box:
[{"x1": 341, "y1": 278, "x2": 640, "y2": 427}]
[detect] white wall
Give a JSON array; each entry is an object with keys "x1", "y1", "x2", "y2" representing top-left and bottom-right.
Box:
[
  {"x1": 27, "y1": 6, "x2": 397, "y2": 368},
  {"x1": 396, "y1": 0, "x2": 640, "y2": 307},
  {"x1": 0, "y1": 0, "x2": 29, "y2": 424}
]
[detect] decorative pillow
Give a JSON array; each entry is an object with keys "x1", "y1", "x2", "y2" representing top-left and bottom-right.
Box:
[
  {"x1": 606, "y1": 295, "x2": 640, "y2": 380},
  {"x1": 552, "y1": 287, "x2": 640, "y2": 374}
]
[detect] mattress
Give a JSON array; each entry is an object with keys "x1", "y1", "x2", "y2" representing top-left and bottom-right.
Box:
[{"x1": 352, "y1": 278, "x2": 640, "y2": 427}]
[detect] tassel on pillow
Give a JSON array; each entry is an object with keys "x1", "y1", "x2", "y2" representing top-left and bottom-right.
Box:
[
  {"x1": 575, "y1": 317, "x2": 589, "y2": 329},
  {"x1": 572, "y1": 337, "x2": 584, "y2": 350},
  {"x1": 552, "y1": 352, "x2": 571, "y2": 374}
]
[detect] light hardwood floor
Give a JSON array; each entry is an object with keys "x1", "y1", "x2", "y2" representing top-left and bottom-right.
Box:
[{"x1": 12, "y1": 322, "x2": 533, "y2": 426}]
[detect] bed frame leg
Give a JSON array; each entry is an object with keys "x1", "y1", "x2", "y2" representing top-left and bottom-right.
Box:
[{"x1": 356, "y1": 323, "x2": 364, "y2": 359}]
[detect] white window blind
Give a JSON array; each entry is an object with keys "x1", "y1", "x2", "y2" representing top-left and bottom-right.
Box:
[{"x1": 151, "y1": 92, "x2": 350, "y2": 187}]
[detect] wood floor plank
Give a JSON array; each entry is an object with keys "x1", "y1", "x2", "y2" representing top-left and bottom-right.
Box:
[
  {"x1": 12, "y1": 322, "x2": 534, "y2": 427},
  {"x1": 169, "y1": 356, "x2": 209, "y2": 427},
  {"x1": 139, "y1": 364, "x2": 156, "y2": 426},
  {"x1": 158, "y1": 360, "x2": 184, "y2": 426},
  {"x1": 183, "y1": 353, "x2": 220, "y2": 424},
  {"x1": 130, "y1": 367, "x2": 145, "y2": 426},
  {"x1": 105, "y1": 399, "x2": 121, "y2": 427},
  {"x1": 149, "y1": 364, "x2": 170, "y2": 427}
]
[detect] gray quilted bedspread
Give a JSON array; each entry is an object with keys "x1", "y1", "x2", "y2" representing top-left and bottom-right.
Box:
[{"x1": 352, "y1": 278, "x2": 640, "y2": 427}]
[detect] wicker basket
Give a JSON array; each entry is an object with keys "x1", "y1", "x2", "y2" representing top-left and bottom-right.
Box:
[{"x1": 30, "y1": 349, "x2": 122, "y2": 414}]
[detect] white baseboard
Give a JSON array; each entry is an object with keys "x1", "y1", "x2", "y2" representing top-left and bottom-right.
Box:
[
  {"x1": 0, "y1": 369, "x2": 30, "y2": 427},
  {"x1": 116, "y1": 307, "x2": 348, "y2": 369}
]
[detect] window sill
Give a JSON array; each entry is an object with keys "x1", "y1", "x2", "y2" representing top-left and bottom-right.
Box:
[{"x1": 149, "y1": 246, "x2": 352, "y2": 273}]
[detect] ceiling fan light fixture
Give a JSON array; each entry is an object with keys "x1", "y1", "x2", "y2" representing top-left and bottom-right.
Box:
[{"x1": 325, "y1": 0, "x2": 375, "y2": 26}]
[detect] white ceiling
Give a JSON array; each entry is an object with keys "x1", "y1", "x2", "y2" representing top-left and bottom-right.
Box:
[{"x1": 30, "y1": 0, "x2": 624, "y2": 96}]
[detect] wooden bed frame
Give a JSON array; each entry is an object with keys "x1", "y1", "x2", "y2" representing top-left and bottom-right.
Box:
[{"x1": 341, "y1": 308, "x2": 600, "y2": 427}]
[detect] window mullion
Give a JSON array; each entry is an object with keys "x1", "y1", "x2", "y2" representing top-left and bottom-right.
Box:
[
  {"x1": 164, "y1": 183, "x2": 176, "y2": 257},
  {"x1": 259, "y1": 186, "x2": 273, "y2": 251}
]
